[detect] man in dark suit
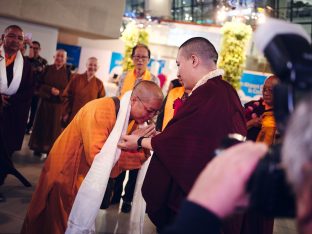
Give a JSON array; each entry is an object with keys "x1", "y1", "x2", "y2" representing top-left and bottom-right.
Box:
[{"x1": 0, "y1": 25, "x2": 34, "y2": 201}]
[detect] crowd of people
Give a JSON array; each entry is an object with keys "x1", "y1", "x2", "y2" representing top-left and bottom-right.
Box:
[{"x1": 0, "y1": 21, "x2": 311, "y2": 234}]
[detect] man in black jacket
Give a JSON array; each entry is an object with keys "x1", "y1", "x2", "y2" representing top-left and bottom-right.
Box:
[{"x1": 0, "y1": 25, "x2": 34, "y2": 201}]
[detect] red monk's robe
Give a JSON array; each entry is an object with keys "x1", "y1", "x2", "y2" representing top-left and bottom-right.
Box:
[{"x1": 142, "y1": 76, "x2": 247, "y2": 232}]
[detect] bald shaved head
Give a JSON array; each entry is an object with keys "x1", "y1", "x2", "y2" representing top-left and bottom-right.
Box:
[
  {"x1": 54, "y1": 49, "x2": 67, "y2": 67},
  {"x1": 130, "y1": 81, "x2": 164, "y2": 124},
  {"x1": 263, "y1": 75, "x2": 279, "y2": 107},
  {"x1": 132, "y1": 80, "x2": 163, "y2": 103}
]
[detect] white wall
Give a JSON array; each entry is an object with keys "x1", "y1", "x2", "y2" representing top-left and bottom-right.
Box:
[
  {"x1": 147, "y1": 22, "x2": 222, "y2": 52},
  {"x1": 78, "y1": 38, "x2": 124, "y2": 53},
  {"x1": 0, "y1": 0, "x2": 125, "y2": 39},
  {"x1": 78, "y1": 47, "x2": 112, "y2": 82},
  {"x1": 0, "y1": 17, "x2": 58, "y2": 64}
]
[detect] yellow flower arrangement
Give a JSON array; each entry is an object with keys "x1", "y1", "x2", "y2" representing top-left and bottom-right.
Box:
[{"x1": 218, "y1": 21, "x2": 252, "y2": 89}]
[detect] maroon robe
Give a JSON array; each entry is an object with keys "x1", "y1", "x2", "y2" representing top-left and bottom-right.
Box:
[{"x1": 142, "y1": 76, "x2": 247, "y2": 231}]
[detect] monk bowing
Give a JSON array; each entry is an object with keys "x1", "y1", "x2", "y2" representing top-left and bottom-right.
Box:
[{"x1": 21, "y1": 81, "x2": 163, "y2": 234}]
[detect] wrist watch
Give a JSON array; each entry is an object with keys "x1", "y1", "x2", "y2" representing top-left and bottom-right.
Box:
[{"x1": 137, "y1": 136, "x2": 146, "y2": 151}]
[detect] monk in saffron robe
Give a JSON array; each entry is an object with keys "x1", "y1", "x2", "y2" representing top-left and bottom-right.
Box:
[
  {"x1": 62, "y1": 57, "x2": 105, "y2": 126},
  {"x1": 29, "y1": 50, "x2": 69, "y2": 155},
  {"x1": 241, "y1": 75, "x2": 280, "y2": 234},
  {"x1": 119, "y1": 37, "x2": 247, "y2": 233},
  {"x1": 21, "y1": 81, "x2": 163, "y2": 234}
]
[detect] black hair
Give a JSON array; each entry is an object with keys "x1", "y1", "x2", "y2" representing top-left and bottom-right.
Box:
[
  {"x1": 179, "y1": 37, "x2": 218, "y2": 64},
  {"x1": 131, "y1": 44, "x2": 151, "y2": 59},
  {"x1": 4, "y1": 25, "x2": 23, "y2": 33},
  {"x1": 32, "y1": 41, "x2": 41, "y2": 48}
]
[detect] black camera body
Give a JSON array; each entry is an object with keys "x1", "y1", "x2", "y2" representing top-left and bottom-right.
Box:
[
  {"x1": 220, "y1": 18, "x2": 312, "y2": 218},
  {"x1": 247, "y1": 143, "x2": 296, "y2": 217},
  {"x1": 217, "y1": 136, "x2": 296, "y2": 217}
]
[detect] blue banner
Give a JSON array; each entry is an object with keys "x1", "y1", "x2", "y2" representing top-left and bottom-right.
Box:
[
  {"x1": 240, "y1": 72, "x2": 267, "y2": 98},
  {"x1": 56, "y1": 43, "x2": 81, "y2": 69},
  {"x1": 109, "y1": 52, "x2": 124, "y2": 73}
]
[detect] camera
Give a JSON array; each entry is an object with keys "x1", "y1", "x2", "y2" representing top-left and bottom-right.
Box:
[{"x1": 219, "y1": 18, "x2": 312, "y2": 218}]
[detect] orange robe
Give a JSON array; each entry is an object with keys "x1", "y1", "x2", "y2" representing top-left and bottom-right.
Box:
[
  {"x1": 62, "y1": 72, "x2": 105, "y2": 124},
  {"x1": 110, "y1": 121, "x2": 148, "y2": 178},
  {"x1": 21, "y1": 97, "x2": 117, "y2": 234}
]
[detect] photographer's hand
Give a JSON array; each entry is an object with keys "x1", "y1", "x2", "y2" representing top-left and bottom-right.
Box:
[{"x1": 188, "y1": 142, "x2": 268, "y2": 219}]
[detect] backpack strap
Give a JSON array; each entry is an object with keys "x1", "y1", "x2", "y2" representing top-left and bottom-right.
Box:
[{"x1": 111, "y1": 96, "x2": 120, "y2": 118}]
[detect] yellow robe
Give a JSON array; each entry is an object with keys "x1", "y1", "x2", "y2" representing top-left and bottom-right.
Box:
[
  {"x1": 162, "y1": 86, "x2": 185, "y2": 130},
  {"x1": 256, "y1": 110, "x2": 277, "y2": 145},
  {"x1": 119, "y1": 69, "x2": 152, "y2": 97},
  {"x1": 21, "y1": 97, "x2": 117, "y2": 234}
]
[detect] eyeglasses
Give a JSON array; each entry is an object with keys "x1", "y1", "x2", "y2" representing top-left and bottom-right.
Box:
[
  {"x1": 133, "y1": 55, "x2": 149, "y2": 61},
  {"x1": 136, "y1": 96, "x2": 159, "y2": 115}
]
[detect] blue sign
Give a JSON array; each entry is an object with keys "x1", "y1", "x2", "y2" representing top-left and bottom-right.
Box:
[
  {"x1": 56, "y1": 43, "x2": 81, "y2": 69},
  {"x1": 240, "y1": 72, "x2": 267, "y2": 98},
  {"x1": 109, "y1": 52, "x2": 124, "y2": 73}
]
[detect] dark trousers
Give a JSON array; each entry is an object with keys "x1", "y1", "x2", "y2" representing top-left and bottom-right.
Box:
[
  {"x1": 26, "y1": 96, "x2": 39, "y2": 132},
  {"x1": 112, "y1": 169, "x2": 139, "y2": 203},
  {"x1": 0, "y1": 135, "x2": 31, "y2": 187},
  {"x1": 100, "y1": 169, "x2": 139, "y2": 209}
]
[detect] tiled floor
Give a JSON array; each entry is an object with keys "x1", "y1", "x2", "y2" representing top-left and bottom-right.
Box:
[{"x1": 0, "y1": 135, "x2": 298, "y2": 234}]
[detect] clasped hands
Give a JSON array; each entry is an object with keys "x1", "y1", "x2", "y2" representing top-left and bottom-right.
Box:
[{"x1": 118, "y1": 124, "x2": 157, "y2": 151}]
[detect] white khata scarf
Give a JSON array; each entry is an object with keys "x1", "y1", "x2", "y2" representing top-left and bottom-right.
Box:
[
  {"x1": 0, "y1": 45, "x2": 23, "y2": 95},
  {"x1": 66, "y1": 91, "x2": 132, "y2": 234},
  {"x1": 189, "y1": 68, "x2": 224, "y2": 96},
  {"x1": 128, "y1": 156, "x2": 152, "y2": 234}
]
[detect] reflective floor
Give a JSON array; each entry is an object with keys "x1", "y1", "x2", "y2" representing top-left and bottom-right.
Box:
[{"x1": 0, "y1": 135, "x2": 297, "y2": 234}]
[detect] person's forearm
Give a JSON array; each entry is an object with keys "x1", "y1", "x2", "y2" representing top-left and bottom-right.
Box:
[{"x1": 142, "y1": 137, "x2": 153, "y2": 150}]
